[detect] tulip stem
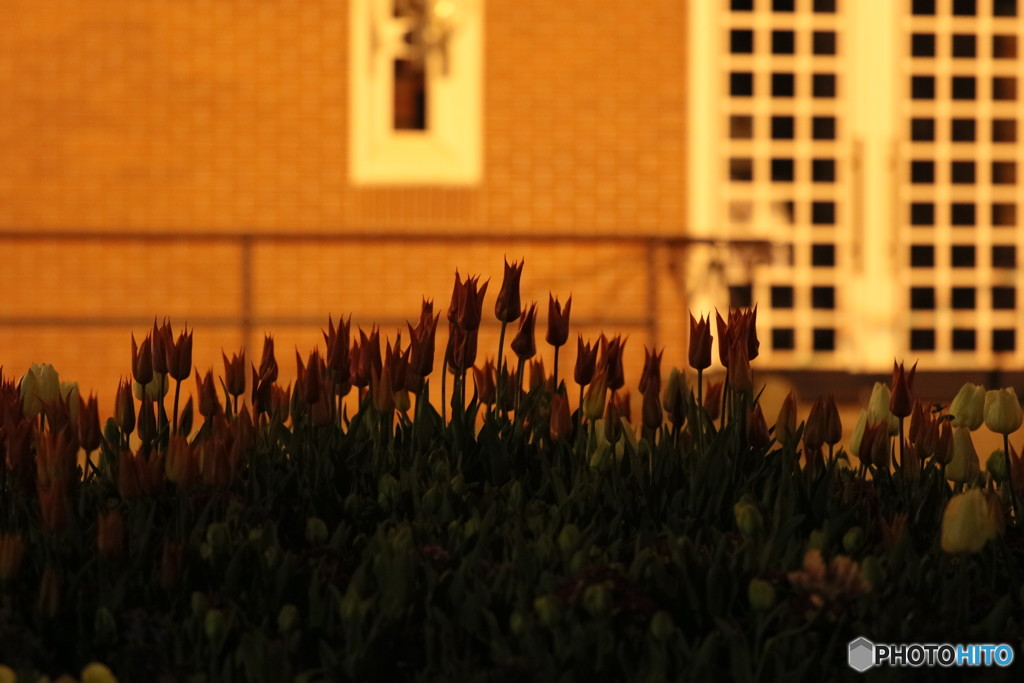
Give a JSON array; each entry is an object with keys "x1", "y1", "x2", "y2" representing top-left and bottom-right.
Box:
[
  {"x1": 172, "y1": 379, "x2": 182, "y2": 435},
  {"x1": 514, "y1": 357, "x2": 526, "y2": 425},
  {"x1": 441, "y1": 357, "x2": 448, "y2": 424},
  {"x1": 1003, "y1": 434, "x2": 1020, "y2": 524},
  {"x1": 577, "y1": 384, "x2": 585, "y2": 431},
  {"x1": 496, "y1": 321, "x2": 508, "y2": 417},
  {"x1": 898, "y1": 418, "x2": 905, "y2": 470},
  {"x1": 552, "y1": 346, "x2": 560, "y2": 394},
  {"x1": 696, "y1": 367, "x2": 705, "y2": 453}
]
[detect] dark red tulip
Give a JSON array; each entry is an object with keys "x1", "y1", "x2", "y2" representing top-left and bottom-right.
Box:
[
  {"x1": 495, "y1": 258, "x2": 524, "y2": 323},
  {"x1": 510, "y1": 304, "x2": 538, "y2": 360},
  {"x1": 545, "y1": 294, "x2": 572, "y2": 348}
]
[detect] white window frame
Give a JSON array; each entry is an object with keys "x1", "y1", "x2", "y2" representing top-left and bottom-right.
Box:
[{"x1": 349, "y1": 0, "x2": 484, "y2": 185}]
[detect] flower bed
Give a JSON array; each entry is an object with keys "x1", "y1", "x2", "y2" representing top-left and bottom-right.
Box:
[{"x1": 0, "y1": 260, "x2": 1021, "y2": 682}]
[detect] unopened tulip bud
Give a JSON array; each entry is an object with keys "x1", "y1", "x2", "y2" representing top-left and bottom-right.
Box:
[
  {"x1": 733, "y1": 498, "x2": 764, "y2": 536},
  {"x1": 703, "y1": 380, "x2": 724, "y2": 421},
  {"x1": 583, "y1": 369, "x2": 608, "y2": 422},
  {"x1": 574, "y1": 336, "x2": 599, "y2": 387},
  {"x1": 748, "y1": 578, "x2": 776, "y2": 611},
  {"x1": 985, "y1": 387, "x2": 1023, "y2": 435},
  {"x1": 650, "y1": 611, "x2": 675, "y2": 641},
  {"x1": 205, "y1": 608, "x2": 227, "y2": 642},
  {"x1": 641, "y1": 389, "x2": 662, "y2": 433},
  {"x1": 727, "y1": 338, "x2": 753, "y2": 393},
  {"x1": 947, "y1": 426, "x2": 980, "y2": 483},
  {"x1": 78, "y1": 394, "x2": 102, "y2": 452},
  {"x1": 662, "y1": 368, "x2": 686, "y2": 429},
  {"x1": 950, "y1": 382, "x2": 985, "y2": 430},
  {"x1": 602, "y1": 335, "x2": 627, "y2": 392},
  {"x1": 81, "y1": 662, "x2": 118, "y2": 683},
  {"x1": 277, "y1": 604, "x2": 299, "y2": 635},
  {"x1": 21, "y1": 363, "x2": 61, "y2": 418},
  {"x1": 305, "y1": 517, "x2": 329, "y2": 545},
  {"x1": 867, "y1": 382, "x2": 899, "y2": 435},
  {"x1": 941, "y1": 488, "x2": 998, "y2": 554},
  {"x1": 987, "y1": 450, "x2": 1009, "y2": 482}
]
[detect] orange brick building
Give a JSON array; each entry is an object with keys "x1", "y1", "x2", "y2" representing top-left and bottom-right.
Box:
[{"x1": 0, "y1": 0, "x2": 691, "y2": 410}]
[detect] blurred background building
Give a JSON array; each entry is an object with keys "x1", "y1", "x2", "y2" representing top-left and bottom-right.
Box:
[{"x1": 0, "y1": 0, "x2": 1021, "y2": 414}]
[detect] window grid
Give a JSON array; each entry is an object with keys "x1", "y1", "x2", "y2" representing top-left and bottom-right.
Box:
[
  {"x1": 903, "y1": 0, "x2": 1024, "y2": 363},
  {"x1": 723, "y1": 3, "x2": 847, "y2": 365}
]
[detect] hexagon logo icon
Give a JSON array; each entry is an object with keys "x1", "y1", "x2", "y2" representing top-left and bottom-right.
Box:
[{"x1": 848, "y1": 637, "x2": 875, "y2": 672}]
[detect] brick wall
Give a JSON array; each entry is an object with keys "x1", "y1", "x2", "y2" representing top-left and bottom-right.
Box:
[{"x1": 0, "y1": 0, "x2": 689, "y2": 412}]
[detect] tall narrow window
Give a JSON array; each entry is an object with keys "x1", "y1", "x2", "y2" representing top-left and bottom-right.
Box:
[{"x1": 350, "y1": 0, "x2": 484, "y2": 184}]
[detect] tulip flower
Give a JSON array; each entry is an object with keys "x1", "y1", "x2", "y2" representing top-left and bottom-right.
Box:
[
  {"x1": 371, "y1": 364, "x2": 395, "y2": 416},
  {"x1": 165, "y1": 434, "x2": 199, "y2": 489},
  {"x1": 703, "y1": 380, "x2": 724, "y2": 421},
  {"x1": 222, "y1": 350, "x2": 246, "y2": 400},
  {"x1": 774, "y1": 391, "x2": 798, "y2": 448},
  {"x1": 866, "y1": 382, "x2": 899, "y2": 435},
  {"x1": 81, "y1": 663, "x2": 118, "y2": 683},
  {"x1": 546, "y1": 294, "x2": 572, "y2": 389},
  {"x1": 639, "y1": 346, "x2": 663, "y2": 396},
  {"x1": 528, "y1": 358, "x2": 547, "y2": 392},
  {"x1": 323, "y1": 315, "x2": 352, "y2": 393},
  {"x1": 662, "y1": 368, "x2": 686, "y2": 431},
  {"x1": 78, "y1": 394, "x2": 102, "y2": 453},
  {"x1": 642, "y1": 386, "x2": 662, "y2": 434},
  {"x1": 510, "y1": 304, "x2": 538, "y2": 361},
  {"x1": 495, "y1": 258, "x2": 524, "y2": 324},
  {"x1": 947, "y1": 426, "x2": 980, "y2": 483},
  {"x1": 984, "y1": 387, "x2": 1023, "y2": 521},
  {"x1": 20, "y1": 362, "x2": 60, "y2": 419},
  {"x1": 574, "y1": 336, "x2": 599, "y2": 388},
  {"x1": 583, "y1": 368, "x2": 608, "y2": 422},
  {"x1": 136, "y1": 398, "x2": 156, "y2": 447},
  {"x1": 456, "y1": 275, "x2": 489, "y2": 332},
  {"x1": 747, "y1": 404, "x2": 770, "y2": 450},
  {"x1": 257, "y1": 334, "x2": 278, "y2": 384},
  {"x1": 688, "y1": 313, "x2": 712, "y2": 371},
  {"x1": 131, "y1": 333, "x2": 154, "y2": 387},
  {"x1": 195, "y1": 368, "x2": 221, "y2": 419},
  {"x1": 472, "y1": 360, "x2": 497, "y2": 406},
  {"x1": 727, "y1": 337, "x2": 753, "y2": 394},
  {"x1": 949, "y1": 382, "x2": 985, "y2": 430},
  {"x1": 151, "y1": 318, "x2": 172, "y2": 375},
  {"x1": 549, "y1": 392, "x2": 573, "y2": 442},
  {"x1": 446, "y1": 271, "x2": 463, "y2": 325},
  {"x1": 601, "y1": 335, "x2": 627, "y2": 392},
  {"x1": 114, "y1": 378, "x2": 135, "y2": 437},
  {"x1": 941, "y1": 488, "x2": 999, "y2": 554},
  {"x1": 889, "y1": 360, "x2": 916, "y2": 418},
  {"x1": 408, "y1": 304, "x2": 440, "y2": 384}
]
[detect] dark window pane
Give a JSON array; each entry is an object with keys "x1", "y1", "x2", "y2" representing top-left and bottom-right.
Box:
[
  {"x1": 912, "y1": 33, "x2": 935, "y2": 57},
  {"x1": 771, "y1": 116, "x2": 795, "y2": 139},
  {"x1": 910, "y1": 287, "x2": 936, "y2": 310},
  {"x1": 812, "y1": 201, "x2": 835, "y2": 223},
  {"x1": 951, "y1": 118, "x2": 975, "y2": 141},
  {"x1": 910, "y1": 329, "x2": 936, "y2": 351},
  {"x1": 953, "y1": 0, "x2": 976, "y2": 15},
  {"x1": 772, "y1": 30, "x2": 795, "y2": 54},
  {"x1": 992, "y1": 286, "x2": 1016, "y2": 309},
  {"x1": 993, "y1": 329, "x2": 1016, "y2": 352},
  {"x1": 775, "y1": 200, "x2": 796, "y2": 225},
  {"x1": 729, "y1": 284, "x2": 753, "y2": 308},
  {"x1": 912, "y1": 76, "x2": 935, "y2": 99},
  {"x1": 731, "y1": 72, "x2": 754, "y2": 96},
  {"x1": 952, "y1": 245, "x2": 976, "y2": 267},
  {"x1": 911, "y1": 118, "x2": 935, "y2": 140},
  {"x1": 813, "y1": 116, "x2": 836, "y2": 139},
  {"x1": 992, "y1": 161, "x2": 1016, "y2": 184},
  {"x1": 952, "y1": 329, "x2": 976, "y2": 351},
  {"x1": 772, "y1": 73, "x2": 795, "y2": 97},
  {"x1": 813, "y1": 328, "x2": 835, "y2": 351},
  {"x1": 811, "y1": 286, "x2": 835, "y2": 309},
  {"x1": 730, "y1": 158, "x2": 754, "y2": 181},
  {"x1": 731, "y1": 29, "x2": 755, "y2": 54},
  {"x1": 911, "y1": 161, "x2": 934, "y2": 183},
  {"x1": 772, "y1": 328, "x2": 795, "y2": 350},
  {"x1": 911, "y1": 203, "x2": 935, "y2": 225},
  {"x1": 993, "y1": 203, "x2": 1017, "y2": 226},
  {"x1": 951, "y1": 162, "x2": 975, "y2": 184},
  {"x1": 773, "y1": 0, "x2": 794, "y2": 11},
  {"x1": 913, "y1": 0, "x2": 935, "y2": 14},
  {"x1": 952, "y1": 76, "x2": 976, "y2": 100},
  {"x1": 951, "y1": 287, "x2": 976, "y2": 309},
  {"x1": 771, "y1": 286, "x2": 794, "y2": 308},
  {"x1": 994, "y1": 35, "x2": 1018, "y2": 58},
  {"x1": 732, "y1": 0, "x2": 754, "y2": 10},
  {"x1": 813, "y1": 31, "x2": 837, "y2": 55},
  {"x1": 993, "y1": 119, "x2": 1017, "y2": 142},
  {"x1": 393, "y1": 60, "x2": 427, "y2": 130},
  {"x1": 813, "y1": 0, "x2": 836, "y2": 11},
  {"x1": 992, "y1": 245, "x2": 1016, "y2": 268},
  {"x1": 812, "y1": 73, "x2": 836, "y2": 98},
  {"x1": 911, "y1": 245, "x2": 935, "y2": 267},
  {"x1": 771, "y1": 158, "x2": 795, "y2": 181},
  {"x1": 730, "y1": 115, "x2": 754, "y2": 139},
  {"x1": 811, "y1": 243, "x2": 835, "y2": 266},
  {"x1": 993, "y1": 77, "x2": 1017, "y2": 101},
  {"x1": 993, "y1": 0, "x2": 1017, "y2": 16},
  {"x1": 952, "y1": 34, "x2": 976, "y2": 57},
  {"x1": 951, "y1": 203, "x2": 975, "y2": 225},
  {"x1": 812, "y1": 159, "x2": 835, "y2": 182}
]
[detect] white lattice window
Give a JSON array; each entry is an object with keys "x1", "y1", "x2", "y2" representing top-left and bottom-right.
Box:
[{"x1": 349, "y1": 0, "x2": 483, "y2": 185}]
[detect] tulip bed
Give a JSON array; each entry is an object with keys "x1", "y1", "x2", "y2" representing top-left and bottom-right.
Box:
[{"x1": 1, "y1": 262, "x2": 1023, "y2": 682}]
